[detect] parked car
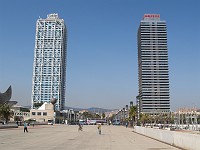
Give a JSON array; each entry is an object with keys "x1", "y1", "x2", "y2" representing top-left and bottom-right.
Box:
[
  {"x1": 112, "y1": 119, "x2": 120, "y2": 125},
  {"x1": 47, "y1": 120, "x2": 53, "y2": 125},
  {"x1": 0, "y1": 120, "x2": 6, "y2": 125}
]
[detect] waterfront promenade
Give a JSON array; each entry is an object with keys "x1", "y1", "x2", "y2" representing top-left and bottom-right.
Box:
[{"x1": 0, "y1": 125, "x2": 180, "y2": 150}]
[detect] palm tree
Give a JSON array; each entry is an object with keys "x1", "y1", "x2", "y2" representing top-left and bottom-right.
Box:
[
  {"x1": 129, "y1": 105, "x2": 137, "y2": 126},
  {"x1": 140, "y1": 113, "x2": 150, "y2": 126}
]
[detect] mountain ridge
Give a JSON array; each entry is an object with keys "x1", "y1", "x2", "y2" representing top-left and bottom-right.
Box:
[
  {"x1": 65, "y1": 106, "x2": 114, "y2": 113},
  {"x1": 22, "y1": 105, "x2": 115, "y2": 113}
]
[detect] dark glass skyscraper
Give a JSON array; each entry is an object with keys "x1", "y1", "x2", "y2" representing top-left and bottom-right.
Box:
[{"x1": 137, "y1": 14, "x2": 170, "y2": 114}]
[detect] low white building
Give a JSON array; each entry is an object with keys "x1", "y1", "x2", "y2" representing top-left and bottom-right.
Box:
[
  {"x1": 11, "y1": 105, "x2": 30, "y2": 122},
  {"x1": 30, "y1": 102, "x2": 54, "y2": 123}
]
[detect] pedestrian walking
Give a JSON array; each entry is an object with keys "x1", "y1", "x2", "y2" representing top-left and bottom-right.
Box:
[
  {"x1": 126, "y1": 122, "x2": 128, "y2": 128},
  {"x1": 16, "y1": 121, "x2": 19, "y2": 126},
  {"x1": 78, "y1": 123, "x2": 83, "y2": 131},
  {"x1": 24, "y1": 122, "x2": 28, "y2": 133},
  {"x1": 97, "y1": 123, "x2": 101, "y2": 135}
]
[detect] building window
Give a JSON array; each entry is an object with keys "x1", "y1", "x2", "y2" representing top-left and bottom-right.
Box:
[
  {"x1": 37, "y1": 112, "x2": 41, "y2": 116},
  {"x1": 43, "y1": 112, "x2": 47, "y2": 116},
  {"x1": 32, "y1": 112, "x2": 36, "y2": 115}
]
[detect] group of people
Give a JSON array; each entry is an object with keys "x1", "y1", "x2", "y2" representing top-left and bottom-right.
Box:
[
  {"x1": 23, "y1": 121, "x2": 127, "y2": 134},
  {"x1": 16, "y1": 121, "x2": 34, "y2": 133},
  {"x1": 23, "y1": 121, "x2": 103, "y2": 134},
  {"x1": 78, "y1": 123, "x2": 102, "y2": 135}
]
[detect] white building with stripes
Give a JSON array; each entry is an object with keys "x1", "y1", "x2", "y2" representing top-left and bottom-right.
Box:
[
  {"x1": 137, "y1": 14, "x2": 170, "y2": 114},
  {"x1": 31, "y1": 14, "x2": 67, "y2": 111}
]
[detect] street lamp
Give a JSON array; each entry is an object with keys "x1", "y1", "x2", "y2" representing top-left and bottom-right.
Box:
[
  {"x1": 136, "y1": 95, "x2": 141, "y2": 126},
  {"x1": 50, "y1": 98, "x2": 57, "y2": 124},
  {"x1": 123, "y1": 107, "x2": 125, "y2": 125},
  {"x1": 130, "y1": 101, "x2": 133, "y2": 107}
]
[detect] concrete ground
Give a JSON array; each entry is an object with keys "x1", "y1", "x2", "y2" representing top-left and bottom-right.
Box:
[{"x1": 0, "y1": 125, "x2": 181, "y2": 150}]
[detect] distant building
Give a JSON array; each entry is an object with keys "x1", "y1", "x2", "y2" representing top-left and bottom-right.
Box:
[
  {"x1": 11, "y1": 105, "x2": 30, "y2": 122},
  {"x1": 30, "y1": 102, "x2": 54, "y2": 123},
  {"x1": 62, "y1": 109, "x2": 80, "y2": 124},
  {"x1": 29, "y1": 103, "x2": 79, "y2": 124},
  {"x1": 137, "y1": 14, "x2": 170, "y2": 114},
  {"x1": 79, "y1": 110, "x2": 89, "y2": 114},
  {"x1": 105, "y1": 110, "x2": 119, "y2": 118},
  {"x1": 174, "y1": 107, "x2": 200, "y2": 126},
  {"x1": 31, "y1": 14, "x2": 67, "y2": 111}
]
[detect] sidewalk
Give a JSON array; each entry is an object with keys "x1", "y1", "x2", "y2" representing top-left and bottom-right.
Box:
[{"x1": 0, "y1": 125, "x2": 180, "y2": 150}]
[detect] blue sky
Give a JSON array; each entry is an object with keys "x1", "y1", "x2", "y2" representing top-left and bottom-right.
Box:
[{"x1": 0, "y1": 0, "x2": 199, "y2": 110}]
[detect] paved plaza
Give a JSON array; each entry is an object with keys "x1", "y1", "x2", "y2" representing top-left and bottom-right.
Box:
[{"x1": 0, "y1": 125, "x2": 181, "y2": 150}]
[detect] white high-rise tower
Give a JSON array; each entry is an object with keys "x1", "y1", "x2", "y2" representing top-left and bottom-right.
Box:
[
  {"x1": 31, "y1": 14, "x2": 67, "y2": 111},
  {"x1": 137, "y1": 14, "x2": 170, "y2": 114}
]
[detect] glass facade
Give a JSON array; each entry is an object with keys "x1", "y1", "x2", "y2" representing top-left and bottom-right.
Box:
[
  {"x1": 137, "y1": 14, "x2": 170, "y2": 114},
  {"x1": 31, "y1": 14, "x2": 67, "y2": 111}
]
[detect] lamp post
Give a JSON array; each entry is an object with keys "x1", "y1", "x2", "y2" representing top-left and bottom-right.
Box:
[
  {"x1": 130, "y1": 101, "x2": 133, "y2": 107},
  {"x1": 50, "y1": 98, "x2": 57, "y2": 124},
  {"x1": 136, "y1": 95, "x2": 141, "y2": 126},
  {"x1": 123, "y1": 107, "x2": 125, "y2": 125},
  {"x1": 129, "y1": 101, "x2": 133, "y2": 127}
]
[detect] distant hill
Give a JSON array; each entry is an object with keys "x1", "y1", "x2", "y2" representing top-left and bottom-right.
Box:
[
  {"x1": 65, "y1": 106, "x2": 113, "y2": 113},
  {"x1": 64, "y1": 106, "x2": 83, "y2": 111},
  {"x1": 87, "y1": 107, "x2": 113, "y2": 113},
  {"x1": 21, "y1": 105, "x2": 113, "y2": 113}
]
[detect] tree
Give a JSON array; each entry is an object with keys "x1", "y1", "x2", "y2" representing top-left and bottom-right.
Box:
[
  {"x1": 94, "y1": 113, "x2": 101, "y2": 119},
  {"x1": 102, "y1": 113, "x2": 105, "y2": 119},
  {"x1": 0, "y1": 103, "x2": 13, "y2": 123},
  {"x1": 140, "y1": 113, "x2": 150, "y2": 126},
  {"x1": 129, "y1": 105, "x2": 137, "y2": 126},
  {"x1": 109, "y1": 114, "x2": 115, "y2": 123},
  {"x1": 33, "y1": 101, "x2": 44, "y2": 109}
]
